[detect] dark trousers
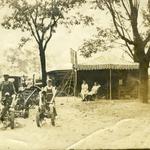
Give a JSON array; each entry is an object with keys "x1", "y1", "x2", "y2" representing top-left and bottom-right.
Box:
[
  {"x1": 86, "y1": 94, "x2": 96, "y2": 101},
  {"x1": 0, "y1": 105, "x2": 9, "y2": 122},
  {"x1": 53, "y1": 107, "x2": 57, "y2": 116}
]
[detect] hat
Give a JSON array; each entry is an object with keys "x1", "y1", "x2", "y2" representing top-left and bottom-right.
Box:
[
  {"x1": 47, "y1": 78, "x2": 52, "y2": 82},
  {"x1": 3, "y1": 74, "x2": 9, "y2": 77}
]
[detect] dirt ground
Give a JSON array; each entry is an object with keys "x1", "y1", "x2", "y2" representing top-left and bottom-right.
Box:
[{"x1": 1, "y1": 97, "x2": 150, "y2": 149}]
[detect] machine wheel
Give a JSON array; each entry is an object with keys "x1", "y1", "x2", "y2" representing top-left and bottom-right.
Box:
[{"x1": 10, "y1": 112, "x2": 15, "y2": 129}]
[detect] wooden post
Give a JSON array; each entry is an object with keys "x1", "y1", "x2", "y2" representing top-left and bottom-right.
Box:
[
  {"x1": 70, "y1": 49, "x2": 78, "y2": 98},
  {"x1": 109, "y1": 69, "x2": 112, "y2": 100},
  {"x1": 74, "y1": 66, "x2": 77, "y2": 97},
  {"x1": 33, "y1": 74, "x2": 35, "y2": 87}
]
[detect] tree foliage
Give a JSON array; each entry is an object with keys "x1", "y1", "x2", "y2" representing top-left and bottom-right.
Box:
[
  {"x1": 2, "y1": 0, "x2": 92, "y2": 51},
  {"x1": 80, "y1": 0, "x2": 150, "y2": 63},
  {"x1": 79, "y1": 27, "x2": 119, "y2": 57},
  {"x1": 1, "y1": 0, "x2": 93, "y2": 85}
]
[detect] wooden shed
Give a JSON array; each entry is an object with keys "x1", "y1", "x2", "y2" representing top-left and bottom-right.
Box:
[
  {"x1": 47, "y1": 54, "x2": 139, "y2": 99},
  {"x1": 76, "y1": 56, "x2": 139, "y2": 99}
]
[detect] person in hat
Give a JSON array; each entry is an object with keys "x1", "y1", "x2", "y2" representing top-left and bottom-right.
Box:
[
  {"x1": 0, "y1": 74, "x2": 16, "y2": 99},
  {"x1": 87, "y1": 82, "x2": 101, "y2": 101},
  {"x1": 0, "y1": 74, "x2": 16, "y2": 122},
  {"x1": 80, "y1": 80, "x2": 89, "y2": 101},
  {"x1": 39, "y1": 78, "x2": 57, "y2": 117}
]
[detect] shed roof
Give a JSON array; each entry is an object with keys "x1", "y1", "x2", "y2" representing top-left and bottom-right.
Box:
[{"x1": 77, "y1": 56, "x2": 139, "y2": 70}]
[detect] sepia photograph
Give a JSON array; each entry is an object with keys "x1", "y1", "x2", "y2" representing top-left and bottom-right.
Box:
[{"x1": 0, "y1": 0, "x2": 150, "y2": 149}]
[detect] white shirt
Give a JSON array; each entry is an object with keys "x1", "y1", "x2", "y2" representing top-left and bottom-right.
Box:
[
  {"x1": 81, "y1": 83, "x2": 89, "y2": 94},
  {"x1": 88, "y1": 84, "x2": 101, "y2": 95}
]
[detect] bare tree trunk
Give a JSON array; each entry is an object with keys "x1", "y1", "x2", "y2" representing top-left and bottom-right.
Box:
[
  {"x1": 39, "y1": 48, "x2": 47, "y2": 86},
  {"x1": 139, "y1": 62, "x2": 149, "y2": 103}
]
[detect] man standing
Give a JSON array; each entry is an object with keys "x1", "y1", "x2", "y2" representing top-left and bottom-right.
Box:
[
  {"x1": 0, "y1": 74, "x2": 16, "y2": 98},
  {"x1": 0, "y1": 74, "x2": 16, "y2": 122},
  {"x1": 39, "y1": 79, "x2": 57, "y2": 117}
]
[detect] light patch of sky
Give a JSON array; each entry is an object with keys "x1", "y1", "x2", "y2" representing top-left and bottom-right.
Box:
[{"x1": 46, "y1": 3, "x2": 113, "y2": 70}]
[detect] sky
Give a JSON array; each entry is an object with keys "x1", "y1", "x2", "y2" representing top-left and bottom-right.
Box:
[{"x1": 0, "y1": 0, "x2": 148, "y2": 76}]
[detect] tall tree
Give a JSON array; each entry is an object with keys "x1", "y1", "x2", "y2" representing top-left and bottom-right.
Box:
[
  {"x1": 79, "y1": 0, "x2": 150, "y2": 103},
  {"x1": 1, "y1": 0, "x2": 92, "y2": 86}
]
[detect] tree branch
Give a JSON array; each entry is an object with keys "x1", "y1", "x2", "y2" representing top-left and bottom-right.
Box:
[
  {"x1": 125, "y1": 41, "x2": 134, "y2": 57},
  {"x1": 41, "y1": 14, "x2": 53, "y2": 42},
  {"x1": 128, "y1": 0, "x2": 141, "y2": 41},
  {"x1": 30, "y1": 14, "x2": 41, "y2": 41},
  {"x1": 96, "y1": 0, "x2": 104, "y2": 10},
  {"x1": 121, "y1": 0, "x2": 131, "y2": 19},
  {"x1": 105, "y1": 1, "x2": 134, "y2": 45},
  {"x1": 25, "y1": 16, "x2": 39, "y2": 44},
  {"x1": 124, "y1": 50, "x2": 134, "y2": 59},
  {"x1": 34, "y1": 4, "x2": 38, "y2": 25},
  {"x1": 43, "y1": 16, "x2": 61, "y2": 51},
  {"x1": 112, "y1": 3, "x2": 132, "y2": 42}
]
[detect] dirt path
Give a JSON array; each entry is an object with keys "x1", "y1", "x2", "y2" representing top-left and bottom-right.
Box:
[{"x1": 0, "y1": 97, "x2": 150, "y2": 149}]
